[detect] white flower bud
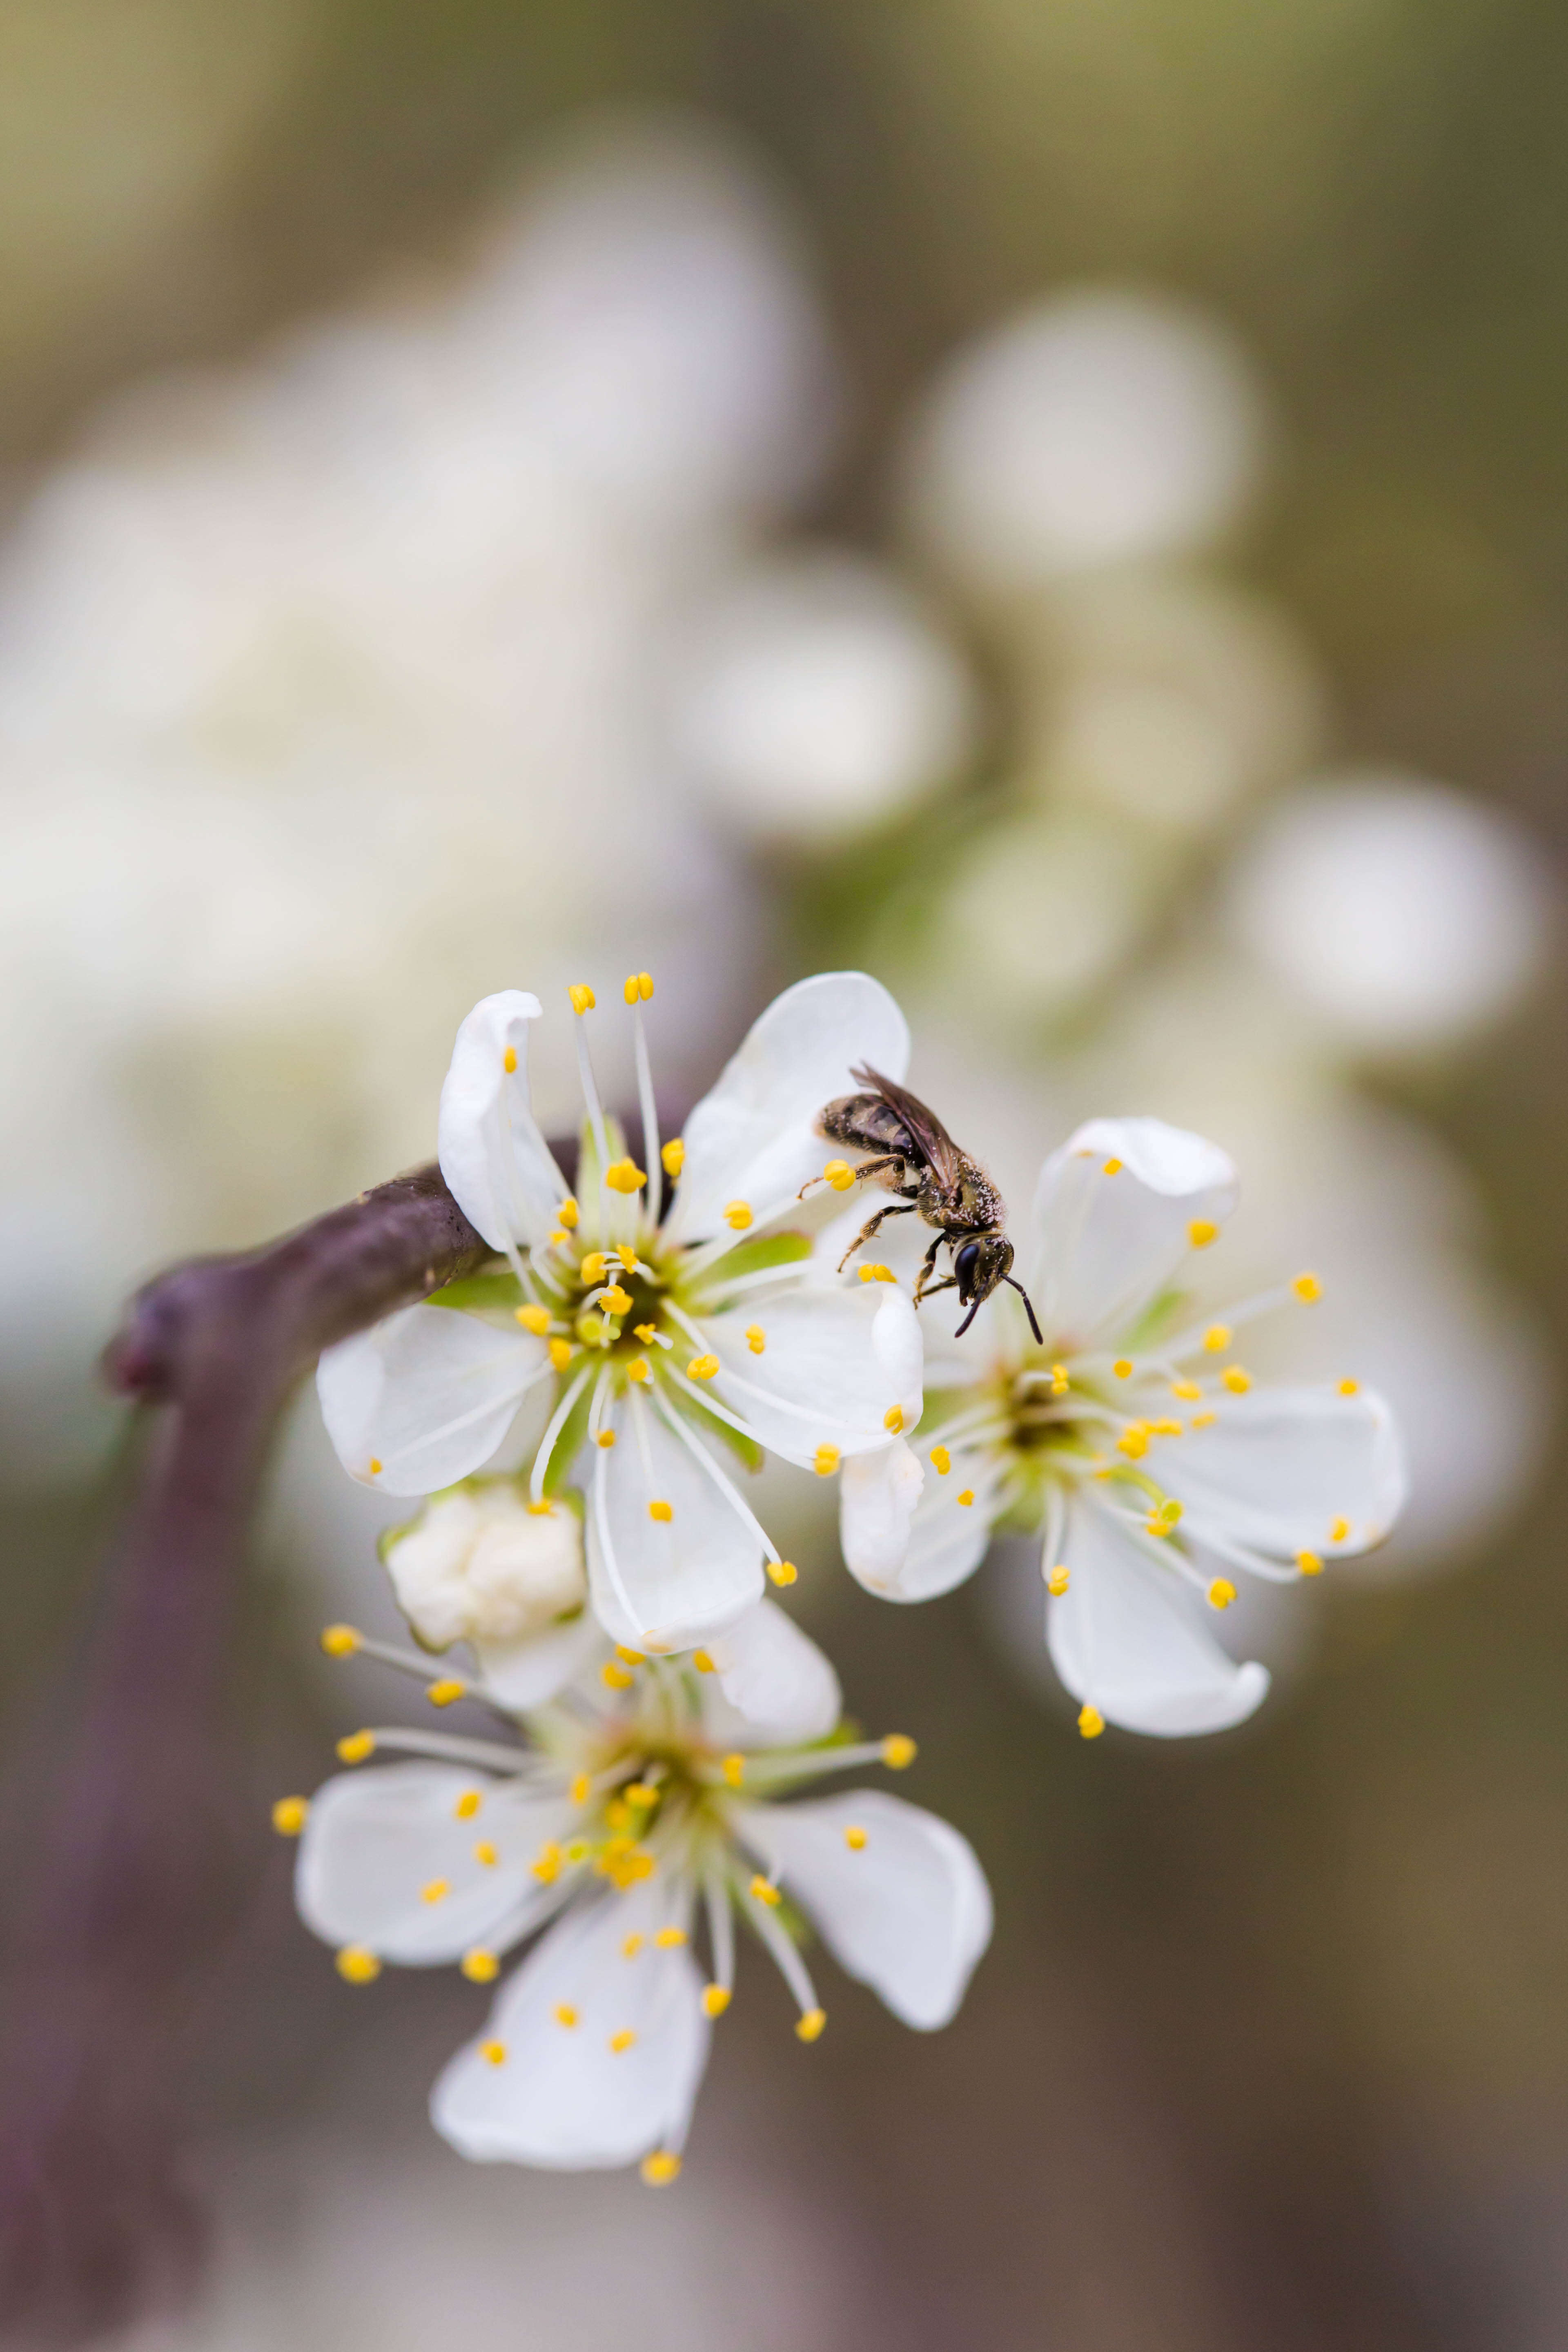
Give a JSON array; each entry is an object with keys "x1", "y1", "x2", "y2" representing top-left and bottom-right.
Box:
[{"x1": 383, "y1": 1485, "x2": 586, "y2": 1652}]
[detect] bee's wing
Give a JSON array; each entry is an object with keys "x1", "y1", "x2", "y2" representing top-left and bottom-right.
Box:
[{"x1": 851, "y1": 1065, "x2": 966, "y2": 1194}]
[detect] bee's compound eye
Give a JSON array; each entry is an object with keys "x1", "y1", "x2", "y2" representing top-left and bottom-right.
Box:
[{"x1": 954, "y1": 1241, "x2": 980, "y2": 1291}]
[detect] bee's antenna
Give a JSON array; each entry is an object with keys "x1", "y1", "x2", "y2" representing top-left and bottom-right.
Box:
[
  {"x1": 953, "y1": 1298, "x2": 982, "y2": 1338},
  {"x1": 1006, "y1": 1275, "x2": 1044, "y2": 1346}
]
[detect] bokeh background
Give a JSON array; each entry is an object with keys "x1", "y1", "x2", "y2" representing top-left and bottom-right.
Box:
[{"x1": 5, "y1": 2, "x2": 1568, "y2": 2345}]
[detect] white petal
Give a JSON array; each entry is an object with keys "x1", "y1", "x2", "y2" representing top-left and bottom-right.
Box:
[
  {"x1": 316, "y1": 1304, "x2": 546, "y2": 1494},
  {"x1": 736, "y1": 1790, "x2": 992, "y2": 2029},
  {"x1": 666, "y1": 971, "x2": 910, "y2": 1242},
  {"x1": 1029, "y1": 1116, "x2": 1237, "y2": 1350},
  {"x1": 1160, "y1": 1383, "x2": 1406, "y2": 1559},
  {"x1": 475, "y1": 1609, "x2": 608, "y2": 1709},
  {"x1": 842, "y1": 1437, "x2": 1002, "y2": 1602},
  {"x1": 296, "y1": 1766, "x2": 572, "y2": 1963},
  {"x1": 432, "y1": 1879, "x2": 710, "y2": 2167},
  {"x1": 699, "y1": 1599, "x2": 841, "y2": 1747},
  {"x1": 705, "y1": 1286, "x2": 922, "y2": 1465},
  {"x1": 438, "y1": 991, "x2": 570, "y2": 1253},
  {"x1": 586, "y1": 1399, "x2": 764, "y2": 1653},
  {"x1": 839, "y1": 1441, "x2": 924, "y2": 1593},
  {"x1": 1047, "y1": 1494, "x2": 1268, "y2": 1736}
]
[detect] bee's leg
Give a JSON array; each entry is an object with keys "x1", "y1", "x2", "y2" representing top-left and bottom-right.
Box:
[
  {"x1": 911, "y1": 1231, "x2": 947, "y2": 1305},
  {"x1": 798, "y1": 1152, "x2": 906, "y2": 1202},
  {"x1": 835, "y1": 1199, "x2": 917, "y2": 1274},
  {"x1": 919, "y1": 1276, "x2": 957, "y2": 1299}
]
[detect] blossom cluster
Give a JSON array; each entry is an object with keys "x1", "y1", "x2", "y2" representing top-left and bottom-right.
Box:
[{"x1": 280, "y1": 967, "x2": 1406, "y2": 2179}]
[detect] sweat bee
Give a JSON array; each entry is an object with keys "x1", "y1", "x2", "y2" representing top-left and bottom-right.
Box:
[{"x1": 804, "y1": 1065, "x2": 1042, "y2": 1342}]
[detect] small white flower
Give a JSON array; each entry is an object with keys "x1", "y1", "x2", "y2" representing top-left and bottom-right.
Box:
[
  {"x1": 839, "y1": 1115, "x2": 1407, "y2": 1738},
  {"x1": 289, "y1": 1604, "x2": 990, "y2": 2181},
  {"x1": 318, "y1": 971, "x2": 924, "y2": 1655}
]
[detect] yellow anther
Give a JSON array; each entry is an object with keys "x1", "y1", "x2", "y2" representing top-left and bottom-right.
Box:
[
  {"x1": 568, "y1": 984, "x2": 595, "y2": 1015},
  {"x1": 823, "y1": 1159, "x2": 855, "y2": 1191},
  {"x1": 320, "y1": 1623, "x2": 361, "y2": 1657},
  {"x1": 271, "y1": 1796, "x2": 309, "y2": 1836},
  {"x1": 1338, "y1": 1377, "x2": 1360, "y2": 1396},
  {"x1": 1150, "y1": 1419, "x2": 1183, "y2": 1437},
  {"x1": 702, "y1": 1983, "x2": 731, "y2": 2017},
  {"x1": 655, "y1": 1927, "x2": 687, "y2": 1948},
  {"x1": 1050, "y1": 1365, "x2": 1070, "y2": 1396},
  {"x1": 532, "y1": 1840, "x2": 563, "y2": 1884},
  {"x1": 606, "y1": 1158, "x2": 648, "y2": 1194},
  {"x1": 1078, "y1": 1705, "x2": 1105, "y2": 1740},
  {"x1": 1113, "y1": 1359, "x2": 1134, "y2": 1381},
  {"x1": 462, "y1": 1949, "x2": 500, "y2": 1983},
  {"x1": 750, "y1": 1875, "x2": 782, "y2": 1907},
  {"x1": 558, "y1": 1197, "x2": 580, "y2": 1230},
  {"x1": 1190, "y1": 1410, "x2": 1217, "y2": 1428},
  {"x1": 554, "y1": 2003, "x2": 579, "y2": 2028},
  {"x1": 884, "y1": 1405, "x2": 904, "y2": 1434},
  {"x1": 641, "y1": 2150, "x2": 682, "y2": 2186},
  {"x1": 606, "y1": 1799, "x2": 630, "y2": 1833},
  {"x1": 1102, "y1": 1157, "x2": 1123, "y2": 1176},
  {"x1": 503, "y1": 1045, "x2": 518, "y2": 1074},
  {"x1": 1171, "y1": 1379, "x2": 1202, "y2": 1401},
  {"x1": 686, "y1": 1354, "x2": 719, "y2": 1381},
  {"x1": 1203, "y1": 1324, "x2": 1231, "y2": 1352},
  {"x1": 623, "y1": 1933, "x2": 645, "y2": 1959},
  {"x1": 336, "y1": 1945, "x2": 381, "y2": 1984},
  {"x1": 580, "y1": 1252, "x2": 608, "y2": 1284},
  {"x1": 693, "y1": 1650, "x2": 716, "y2": 1675},
  {"x1": 428, "y1": 1678, "x2": 466, "y2": 1707},
  {"x1": 481, "y1": 2040, "x2": 508, "y2": 2066},
  {"x1": 548, "y1": 1337, "x2": 573, "y2": 1372},
  {"x1": 1330, "y1": 1517, "x2": 1350, "y2": 1544},
  {"x1": 844, "y1": 1825, "x2": 868, "y2": 1851},
  {"x1": 596, "y1": 1430, "x2": 616, "y2": 1450},
  {"x1": 1047, "y1": 1566, "x2": 1070, "y2": 1597},
  {"x1": 1117, "y1": 1425, "x2": 1149, "y2": 1460},
  {"x1": 566, "y1": 1840, "x2": 590, "y2": 1862},
  {"x1": 767, "y1": 1559, "x2": 798, "y2": 1587},
  {"x1": 421, "y1": 1878, "x2": 450, "y2": 1906},
  {"x1": 929, "y1": 1444, "x2": 951, "y2": 1474},
  {"x1": 527, "y1": 1500, "x2": 555, "y2": 1518},
  {"x1": 795, "y1": 2008, "x2": 827, "y2": 2042},
  {"x1": 368, "y1": 1458, "x2": 382, "y2": 1475},
  {"x1": 722, "y1": 1753, "x2": 745, "y2": 1788},
  {"x1": 1293, "y1": 1272, "x2": 1323, "y2": 1303},
  {"x1": 625, "y1": 1782, "x2": 659, "y2": 1809},
  {"x1": 859, "y1": 1262, "x2": 896, "y2": 1283},
  {"x1": 600, "y1": 1285, "x2": 633, "y2": 1315},
  {"x1": 1296, "y1": 1550, "x2": 1324, "y2": 1576},
  {"x1": 611, "y1": 1245, "x2": 635, "y2": 1273},
  {"x1": 609, "y1": 2029, "x2": 637, "y2": 2054},
  {"x1": 882, "y1": 1734, "x2": 917, "y2": 1769},
  {"x1": 634, "y1": 1323, "x2": 659, "y2": 1345},
  {"x1": 336, "y1": 1730, "x2": 375, "y2": 1764},
  {"x1": 745, "y1": 1323, "x2": 766, "y2": 1354},
  {"x1": 1222, "y1": 1366, "x2": 1251, "y2": 1394},
  {"x1": 473, "y1": 1840, "x2": 498, "y2": 1867},
  {"x1": 1208, "y1": 1579, "x2": 1237, "y2": 1610},
  {"x1": 1189, "y1": 1219, "x2": 1218, "y2": 1248},
  {"x1": 628, "y1": 1359, "x2": 651, "y2": 1386},
  {"x1": 662, "y1": 1138, "x2": 685, "y2": 1178},
  {"x1": 724, "y1": 1200, "x2": 753, "y2": 1230},
  {"x1": 616, "y1": 1647, "x2": 646, "y2": 1666},
  {"x1": 957, "y1": 1488, "x2": 975, "y2": 1506},
  {"x1": 517, "y1": 1303, "x2": 552, "y2": 1334},
  {"x1": 647, "y1": 1498, "x2": 673, "y2": 1522},
  {"x1": 570, "y1": 1773, "x2": 591, "y2": 1805},
  {"x1": 623, "y1": 973, "x2": 647, "y2": 1005},
  {"x1": 602, "y1": 1662, "x2": 635, "y2": 1691},
  {"x1": 814, "y1": 1444, "x2": 840, "y2": 1477}
]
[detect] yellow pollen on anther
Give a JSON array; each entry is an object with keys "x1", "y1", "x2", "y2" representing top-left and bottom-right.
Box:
[
  {"x1": 600, "y1": 1285, "x2": 633, "y2": 1315},
  {"x1": 1078, "y1": 1705, "x2": 1105, "y2": 1740},
  {"x1": 957, "y1": 1488, "x2": 975, "y2": 1506},
  {"x1": 1296, "y1": 1550, "x2": 1324, "y2": 1576},
  {"x1": 1117, "y1": 1425, "x2": 1149, "y2": 1460},
  {"x1": 633, "y1": 1323, "x2": 659, "y2": 1345},
  {"x1": 745, "y1": 1323, "x2": 766, "y2": 1354},
  {"x1": 609, "y1": 2029, "x2": 637, "y2": 2054},
  {"x1": 882, "y1": 1734, "x2": 917, "y2": 1769},
  {"x1": 336, "y1": 1946, "x2": 381, "y2": 1984},
  {"x1": 428, "y1": 1678, "x2": 466, "y2": 1707},
  {"x1": 615, "y1": 1244, "x2": 637, "y2": 1272},
  {"x1": 1338, "y1": 1377, "x2": 1360, "y2": 1396},
  {"x1": 641, "y1": 2151, "x2": 681, "y2": 2185},
  {"x1": 320, "y1": 1623, "x2": 361, "y2": 1656},
  {"x1": 503, "y1": 1046, "x2": 517, "y2": 1074},
  {"x1": 1208, "y1": 1578, "x2": 1237, "y2": 1610},
  {"x1": 722, "y1": 1753, "x2": 745, "y2": 1787},
  {"x1": 482, "y1": 2040, "x2": 508, "y2": 2066},
  {"x1": 884, "y1": 1405, "x2": 904, "y2": 1434},
  {"x1": 859, "y1": 1262, "x2": 896, "y2": 1283},
  {"x1": 1190, "y1": 1410, "x2": 1217, "y2": 1428},
  {"x1": 623, "y1": 974, "x2": 641, "y2": 1004},
  {"x1": 1103, "y1": 1158, "x2": 1123, "y2": 1176},
  {"x1": 528, "y1": 1503, "x2": 556, "y2": 1522},
  {"x1": 814, "y1": 1445, "x2": 840, "y2": 1477},
  {"x1": 516, "y1": 1303, "x2": 552, "y2": 1334},
  {"x1": 616, "y1": 1646, "x2": 646, "y2": 1665},
  {"x1": 693, "y1": 1650, "x2": 716, "y2": 1674},
  {"x1": 548, "y1": 1338, "x2": 573, "y2": 1372},
  {"x1": 1150, "y1": 1419, "x2": 1183, "y2": 1437},
  {"x1": 625, "y1": 1782, "x2": 659, "y2": 1808},
  {"x1": 1330, "y1": 1517, "x2": 1351, "y2": 1544},
  {"x1": 532, "y1": 1841, "x2": 562, "y2": 1884},
  {"x1": 337, "y1": 1731, "x2": 375, "y2": 1764},
  {"x1": 554, "y1": 2004, "x2": 579, "y2": 2028},
  {"x1": 628, "y1": 1359, "x2": 651, "y2": 1387},
  {"x1": 622, "y1": 1933, "x2": 645, "y2": 1959},
  {"x1": 1222, "y1": 1366, "x2": 1250, "y2": 1394},
  {"x1": 750, "y1": 1875, "x2": 781, "y2": 1907},
  {"x1": 647, "y1": 1499, "x2": 673, "y2": 1522},
  {"x1": 823, "y1": 1158, "x2": 855, "y2": 1191},
  {"x1": 1189, "y1": 1220, "x2": 1218, "y2": 1248},
  {"x1": 368, "y1": 1458, "x2": 382, "y2": 1476},
  {"x1": 558, "y1": 1197, "x2": 579, "y2": 1230},
  {"x1": 1293, "y1": 1272, "x2": 1323, "y2": 1303},
  {"x1": 1203, "y1": 1324, "x2": 1231, "y2": 1352},
  {"x1": 662, "y1": 1138, "x2": 684, "y2": 1178},
  {"x1": 1051, "y1": 1364, "x2": 1069, "y2": 1396},
  {"x1": 272, "y1": 1796, "x2": 309, "y2": 1835},
  {"x1": 596, "y1": 1430, "x2": 616, "y2": 1450},
  {"x1": 469, "y1": 1838, "x2": 498, "y2": 1867},
  {"x1": 462, "y1": 1949, "x2": 500, "y2": 1983},
  {"x1": 702, "y1": 1984, "x2": 731, "y2": 2017},
  {"x1": 844, "y1": 1826, "x2": 868, "y2": 1851},
  {"x1": 686, "y1": 1354, "x2": 719, "y2": 1381},
  {"x1": 767, "y1": 1559, "x2": 798, "y2": 1586},
  {"x1": 568, "y1": 984, "x2": 595, "y2": 1014},
  {"x1": 929, "y1": 1445, "x2": 951, "y2": 1474},
  {"x1": 421, "y1": 1878, "x2": 450, "y2": 1905},
  {"x1": 1113, "y1": 1358, "x2": 1133, "y2": 1379},
  {"x1": 724, "y1": 1200, "x2": 753, "y2": 1230},
  {"x1": 570, "y1": 1773, "x2": 591, "y2": 1805},
  {"x1": 1047, "y1": 1566, "x2": 1070, "y2": 1597},
  {"x1": 655, "y1": 1927, "x2": 687, "y2": 1948},
  {"x1": 606, "y1": 1158, "x2": 647, "y2": 1194},
  {"x1": 580, "y1": 1252, "x2": 608, "y2": 1284},
  {"x1": 602, "y1": 1662, "x2": 634, "y2": 1691},
  {"x1": 1171, "y1": 1379, "x2": 1202, "y2": 1401},
  {"x1": 796, "y1": 2008, "x2": 827, "y2": 2042}
]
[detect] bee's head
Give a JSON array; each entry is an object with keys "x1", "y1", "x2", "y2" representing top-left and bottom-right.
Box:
[{"x1": 953, "y1": 1232, "x2": 1013, "y2": 1309}]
